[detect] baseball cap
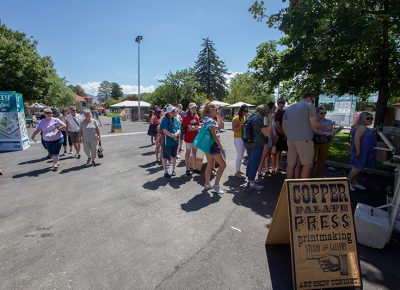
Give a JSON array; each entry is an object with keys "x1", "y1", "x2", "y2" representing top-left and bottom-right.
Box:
[
  {"x1": 165, "y1": 105, "x2": 176, "y2": 114},
  {"x1": 189, "y1": 102, "x2": 197, "y2": 108}
]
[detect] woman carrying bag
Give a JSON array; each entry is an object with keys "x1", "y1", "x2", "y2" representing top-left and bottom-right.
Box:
[
  {"x1": 195, "y1": 101, "x2": 226, "y2": 194},
  {"x1": 79, "y1": 109, "x2": 101, "y2": 166}
]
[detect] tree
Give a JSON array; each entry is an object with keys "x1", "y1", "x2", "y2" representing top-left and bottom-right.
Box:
[
  {"x1": 249, "y1": 0, "x2": 400, "y2": 125},
  {"x1": 97, "y1": 81, "x2": 112, "y2": 103},
  {"x1": 110, "y1": 82, "x2": 123, "y2": 99},
  {"x1": 0, "y1": 24, "x2": 75, "y2": 106},
  {"x1": 68, "y1": 84, "x2": 86, "y2": 96},
  {"x1": 227, "y1": 72, "x2": 274, "y2": 105},
  {"x1": 148, "y1": 68, "x2": 206, "y2": 108},
  {"x1": 194, "y1": 37, "x2": 229, "y2": 100}
]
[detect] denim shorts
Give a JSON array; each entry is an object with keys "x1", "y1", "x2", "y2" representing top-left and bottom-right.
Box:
[
  {"x1": 45, "y1": 138, "x2": 64, "y2": 156},
  {"x1": 209, "y1": 142, "x2": 221, "y2": 156},
  {"x1": 163, "y1": 145, "x2": 178, "y2": 159}
]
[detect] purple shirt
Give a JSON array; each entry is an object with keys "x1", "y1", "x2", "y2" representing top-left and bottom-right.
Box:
[{"x1": 38, "y1": 117, "x2": 65, "y2": 141}]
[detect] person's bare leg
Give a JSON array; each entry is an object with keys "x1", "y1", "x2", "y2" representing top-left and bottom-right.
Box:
[
  {"x1": 172, "y1": 156, "x2": 177, "y2": 172},
  {"x1": 257, "y1": 147, "x2": 269, "y2": 176},
  {"x1": 191, "y1": 148, "x2": 197, "y2": 170},
  {"x1": 300, "y1": 164, "x2": 313, "y2": 179},
  {"x1": 294, "y1": 158, "x2": 302, "y2": 179},
  {"x1": 286, "y1": 164, "x2": 295, "y2": 179},
  {"x1": 348, "y1": 168, "x2": 362, "y2": 184},
  {"x1": 204, "y1": 154, "x2": 215, "y2": 185},
  {"x1": 213, "y1": 153, "x2": 226, "y2": 185},
  {"x1": 185, "y1": 148, "x2": 191, "y2": 170},
  {"x1": 276, "y1": 151, "x2": 283, "y2": 171}
]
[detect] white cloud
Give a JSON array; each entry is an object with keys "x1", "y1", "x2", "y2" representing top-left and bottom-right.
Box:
[
  {"x1": 78, "y1": 82, "x2": 156, "y2": 96},
  {"x1": 225, "y1": 71, "x2": 242, "y2": 85}
]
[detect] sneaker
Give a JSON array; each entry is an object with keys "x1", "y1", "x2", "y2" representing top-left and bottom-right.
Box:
[
  {"x1": 192, "y1": 169, "x2": 202, "y2": 175},
  {"x1": 77, "y1": 154, "x2": 81, "y2": 159},
  {"x1": 171, "y1": 171, "x2": 176, "y2": 176},
  {"x1": 349, "y1": 184, "x2": 356, "y2": 191},
  {"x1": 353, "y1": 183, "x2": 366, "y2": 190},
  {"x1": 86, "y1": 158, "x2": 91, "y2": 165},
  {"x1": 204, "y1": 183, "x2": 212, "y2": 190},
  {"x1": 186, "y1": 169, "x2": 192, "y2": 176},
  {"x1": 248, "y1": 183, "x2": 264, "y2": 191},
  {"x1": 212, "y1": 184, "x2": 225, "y2": 194},
  {"x1": 91, "y1": 161, "x2": 96, "y2": 167},
  {"x1": 211, "y1": 169, "x2": 217, "y2": 176},
  {"x1": 164, "y1": 172, "x2": 171, "y2": 179},
  {"x1": 69, "y1": 151, "x2": 73, "y2": 155}
]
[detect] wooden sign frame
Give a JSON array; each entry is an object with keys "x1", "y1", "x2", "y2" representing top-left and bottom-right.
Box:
[{"x1": 266, "y1": 178, "x2": 362, "y2": 290}]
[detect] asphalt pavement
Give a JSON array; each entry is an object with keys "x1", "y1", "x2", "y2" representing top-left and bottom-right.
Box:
[{"x1": 0, "y1": 117, "x2": 399, "y2": 290}]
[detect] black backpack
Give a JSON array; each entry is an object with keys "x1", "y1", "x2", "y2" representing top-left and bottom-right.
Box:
[{"x1": 242, "y1": 114, "x2": 257, "y2": 143}]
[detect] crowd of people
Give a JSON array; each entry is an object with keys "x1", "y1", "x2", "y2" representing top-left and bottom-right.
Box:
[
  {"x1": 31, "y1": 106, "x2": 102, "y2": 171},
  {"x1": 147, "y1": 92, "x2": 377, "y2": 193}
]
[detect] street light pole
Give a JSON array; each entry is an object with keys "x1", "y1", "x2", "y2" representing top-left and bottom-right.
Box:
[{"x1": 135, "y1": 35, "x2": 143, "y2": 121}]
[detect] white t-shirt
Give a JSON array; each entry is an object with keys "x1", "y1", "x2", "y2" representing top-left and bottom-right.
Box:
[{"x1": 66, "y1": 114, "x2": 83, "y2": 132}]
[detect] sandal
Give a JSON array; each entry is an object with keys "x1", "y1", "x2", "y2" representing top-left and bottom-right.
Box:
[
  {"x1": 235, "y1": 172, "x2": 245, "y2": 178},
  {"x1": 86, "y1": 158, "x2": 91, "y2": 165},
  {"x1": 91, "y1": 161, "x2": 96, "y2": 166}
]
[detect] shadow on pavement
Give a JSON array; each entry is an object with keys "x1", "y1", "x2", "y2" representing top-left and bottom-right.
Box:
[
  {"x1": 265, "y1": 245, "x2": 293, "y2": 290},
  {"x1": 143, "y1": 176, "x2": 170, "y2": 190},
  {"x1": 12, "y1": 167, "x2": 52, "y2": 178},
  {"x1": 142, "y1": 151, "x2": 155, "y2": 156},
  {"x1": 139, "y1": 161, "x2": 158, "y2": 169},
  {"x1": 146, "y1": 166, "x2": 164, "y2": 175},
  {"x1": 59, "y1": 164, "x2": 88, "y2": 174},
  {"x1": 181, "y1": 191, "x2": 221, "y2": 212},
  {"x1": 138, "y1": 144, "x2": 153, "y2": 149},
  {"x1": 169, "y1": 174, "x2": 192, "y2": 189},
  {"x1": 18, "y1": 156, "x2": 49, "y2": 165}
]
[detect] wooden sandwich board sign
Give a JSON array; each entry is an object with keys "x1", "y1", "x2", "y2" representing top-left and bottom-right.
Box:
[
  {"x1": 266, "y1": 178, "x2": 362, "y2": 290},
  {"x1": 111, "y1": 116, "x2": 122, "y2": 133}
]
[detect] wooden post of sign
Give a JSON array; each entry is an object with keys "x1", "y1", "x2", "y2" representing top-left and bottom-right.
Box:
[{"x1": 266, "y1": 178, "x2": 362, "y2": 290}]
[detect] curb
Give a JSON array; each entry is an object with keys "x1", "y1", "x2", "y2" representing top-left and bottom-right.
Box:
[{"x1": 325, "y1": 160, "x2": 392, "y2": 177}]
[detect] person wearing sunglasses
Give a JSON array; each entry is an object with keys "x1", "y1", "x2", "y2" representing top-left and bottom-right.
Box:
[
  {"x1": 348, "y1": 112, "x2": 377, "y2": 191},
  {"x1": 31, "y1": 108, "x2": 66, "y2": 171},
  {"x1": 312, "y1": 106, "x2": 335, "y2": 177}
]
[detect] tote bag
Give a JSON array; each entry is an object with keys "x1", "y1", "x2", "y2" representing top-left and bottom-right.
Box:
[{"x1": 193, "y1": 125, "x2": 214, "y2": 154}]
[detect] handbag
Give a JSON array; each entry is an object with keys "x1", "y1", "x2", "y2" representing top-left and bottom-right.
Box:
[
  {"x1": 193, "y1": 125, "x2": 215, "y2": 154},
  {"x1": 97, "y1": 139, "x2": 104, "y2": 158},
  {"x1": 147, "y1": 124, "x2": 158, "y2": 136}
]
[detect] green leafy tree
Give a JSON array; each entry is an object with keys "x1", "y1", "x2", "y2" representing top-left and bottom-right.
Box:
[
  {"x1": 227, "y1": 72, "x2": 274, "y2": 105},
  {"x1": 110, "y1": 82, "x2": 124, "y2": 99},
  {"x1": 97, "y1": 81, "x2": 112, "y2": 103},
  {"x1": 0, "y1": 24, "x2": 74, "y2": 105},
  {"x1": 68, "y1": 84, "x2": 86, "y2": 96},
  {"x1": 194, "y1": 37, "x2": 229, "y2": 100},
  {"x1": 249, "y1": 0, "x2": 400, "y2": 125},
  {"x1": 148, "y1": 68, "x2": 206, "y2": 108}
]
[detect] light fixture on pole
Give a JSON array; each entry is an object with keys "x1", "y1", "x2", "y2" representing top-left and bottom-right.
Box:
[{"x1": 135, "y1": 35, "x2": 143, "y2": 121}]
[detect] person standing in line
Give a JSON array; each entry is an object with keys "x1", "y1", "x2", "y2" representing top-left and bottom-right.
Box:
[
  {"x1": 202, "y1": 102, "x2": 226, "y2": 194},
  {"x1": 274, "y1": 97, "x2": 288, "y2": 173},
  {"x1": 59, "y1": 108, "x2": 73, "y2": 155},
  {"x1": 231, "y1": 104, "x2": 248, "y2": 178},
  {"x1": 94, "y1": 110, "x2": 102, "y2": 126},
  {"x1": 176, "y1": 104, "x2": 184, "y2": 158},
  {"x1": 283, "y1": 92, "x2": 333, "y2": 179},
  {"x1": 79, "y1": 109, "x2": 101, "y2": 166},
  {"x1": 66, "y1": 106, "x2": 83, "y2": 159},
  {"x1": 313, "y1": 106, "x2": 335, "y2": 177},
  {"x1": 348, "y1": 112, "x2": 377, "y2": 191},
  {"x1": 257, "y1": 102, "x2": 277, "y2": 178},
  {"x1": 149, "y1": 109, "x2": 161, "y2": 145},
  {"x1": 183, "y1": 102, "x2": 200, "y2": 176},
  {"x1": 160, "y1": 105, "x2": 180, "y2": 178},
  {"x1": 244, "y1": 104, "x2": 273, "y2": 190},
  {"x1": 151, "y1": 109, "x2": 163, "y2": 162},
  {"x1": 31, "y1": 108, "x2": 66, "y2": 171}
]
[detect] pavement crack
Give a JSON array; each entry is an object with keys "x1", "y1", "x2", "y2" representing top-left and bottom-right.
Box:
[{"x1": 154, "y1": 205, "x2": 238, "y2": 290}]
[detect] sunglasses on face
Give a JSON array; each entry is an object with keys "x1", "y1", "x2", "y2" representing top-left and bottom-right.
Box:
[
  {"x1": 365, "y1": 117, "x2": 373, "y2": 121},
  {"x1": 278, "y1": 102, "x2": 285, "y2": 104},
  {"x1": 44, "y1": 112, "x2": 52, "y2": 115},
  {"x1": 320, "y1": 112, "x2": 327, "y2": 115}
]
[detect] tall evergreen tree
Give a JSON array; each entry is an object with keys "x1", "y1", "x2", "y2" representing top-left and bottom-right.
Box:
[
  {"x1": 110, "y1": 82, "x2": 123, "y2": 99},
  {"x1": 194, "y1": 37, "x2": 228, "y2": 100},
  {"x1": 97, "y1": 81, "x2": 112, "y2": 103}
]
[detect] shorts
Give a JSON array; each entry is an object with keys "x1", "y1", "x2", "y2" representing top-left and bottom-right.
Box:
[
  {"x1": 209, "y1": 142, "x2": 221, "y2": 156},
  {"x1": 69, "y1": 131, "x2": 80, "y2": 143},
  {"x1": 45, "y1": 138, "x2": 64, "y2": 156},
  {"x1": 276, "y1": 133, "x2": 288, "y2": 151},
  {"x1": 163, "y1": 145, "x2": 178, "y2": 159},
  {"x1": 186, "y1": 142, "x2": 194, "y2": 150},
  {"x1": 287, "y1": 140, "x2": 314, "y2": 166}
]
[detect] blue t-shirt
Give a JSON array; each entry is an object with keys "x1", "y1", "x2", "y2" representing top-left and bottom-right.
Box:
[{"x1": 160, "y1": 117, "x2": 179, "y2": 147}]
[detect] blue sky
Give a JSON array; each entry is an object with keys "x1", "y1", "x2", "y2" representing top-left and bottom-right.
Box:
[{"x1": 2, "y1": 0, "x2": 286, "y2": 95}]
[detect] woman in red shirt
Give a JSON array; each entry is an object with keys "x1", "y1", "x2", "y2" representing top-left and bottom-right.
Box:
[{"x1": 183, "y1": 103, "x2": 200, "y2": 175}]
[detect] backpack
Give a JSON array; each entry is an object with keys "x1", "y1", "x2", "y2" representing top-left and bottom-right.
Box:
[{"x1": 242, "y1": 114, "x2": 257, "y2": 143}]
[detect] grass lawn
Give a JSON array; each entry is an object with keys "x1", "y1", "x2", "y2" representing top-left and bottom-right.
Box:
[
  {"x1": 328, "y1": 133, "x2": 351, "y2": 163},
  {"x1": 103, "y1": 113, "x2": 120, "y2": 118}
]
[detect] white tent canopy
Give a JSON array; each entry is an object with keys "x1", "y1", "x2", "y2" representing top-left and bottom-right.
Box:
[
  {"x1": 28, "y1": 102, "x2": 47, "y2": 109},
  {"x1": 110, "y1": 100, "x2": 151, "y2": 108},
  {"x1": 210, "y1": 100, "x2": 230, "y2": 107},
  {"x1": 228, "y1": 102, "x2": 255, "y2": 108}
]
